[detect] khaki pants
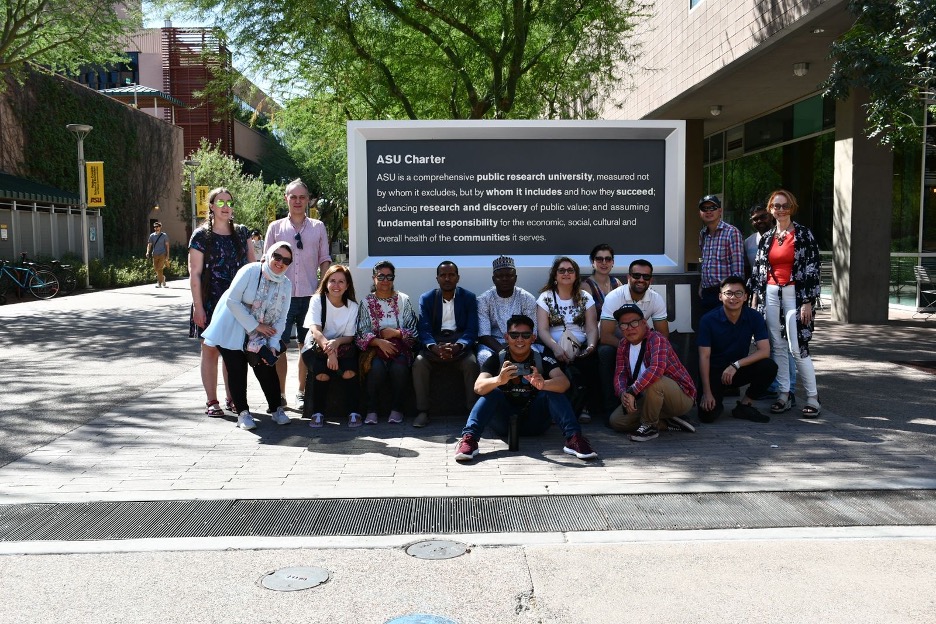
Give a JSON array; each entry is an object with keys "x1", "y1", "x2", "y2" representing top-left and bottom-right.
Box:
[
  {"x1": 153, "y1": 254, "x2": 168, "y2": 285},
  {"x1": 609, "y1": 376, "x2": 694, "y2": 432}
]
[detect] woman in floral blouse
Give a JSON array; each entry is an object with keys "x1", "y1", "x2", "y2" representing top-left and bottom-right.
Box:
[
  {"x1": 355, "y1": 260, "x2": 418, "y2": 425},
  {"x1": 749, "y1": 189, "x2": 822, "y2": 417}
]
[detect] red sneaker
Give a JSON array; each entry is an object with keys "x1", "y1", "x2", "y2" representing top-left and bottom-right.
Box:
[
  {"x1": 454, "y1": 434, "x2": 479, "y2": 462},
  {"x1": 563, "y1": 433, "x2": 598, "y2": 459}
]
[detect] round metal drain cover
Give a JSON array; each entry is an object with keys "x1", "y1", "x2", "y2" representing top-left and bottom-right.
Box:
[
  {"x1": 405, "y1": 540, "x2": 469, "y2": 560},
  {"x1": 260, "y1": 566, "x2": 329, "y2": 591},
  {"x1": 385, "y1": 615, "x2": 457, "y2": 624}
]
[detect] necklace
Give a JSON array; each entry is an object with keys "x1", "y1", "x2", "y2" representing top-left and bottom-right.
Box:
[{"x1": 776, "y1": 225, "x2": 793, "y2": 246}]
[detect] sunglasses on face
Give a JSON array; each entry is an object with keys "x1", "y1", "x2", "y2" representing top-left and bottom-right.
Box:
[
  {"x1": 699, "y1": 205, "x2": 719, "y2": 213},
  {"x1": 630, "y1": 272, "x2": 652, "y2": 281},
  {"x1": 507, "y1": 331, "x2": 533, "y2": 340},
  {"x1": 375, "y1": 274, "x2": 395, "y2": 282},
  {"x1": 270, "y1": 251, "x2": 292, "y2": 266},
  {"x1": 594, "y1": 256, "x2": 613, "y2": 263},
  {"x1": 293, "y1": 232, "x2": 304, "y2": 250},
  {"x1": 769, "y1": 203, "x2": 790, "y2": 211},
  {"x1": 556, "y1": 267, "x2": 576, "y2": 275},
  {"x1": 618, "y1": 319, "x2": 642, "y2": 329},
  {"x1": 214, "y1": 200, "x2": 234, "y2": 208}
]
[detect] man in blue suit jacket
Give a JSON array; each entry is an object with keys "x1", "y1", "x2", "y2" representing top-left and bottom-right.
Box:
[{"x1": 413, "y1": 261, "x2": 480, "y2": 428}]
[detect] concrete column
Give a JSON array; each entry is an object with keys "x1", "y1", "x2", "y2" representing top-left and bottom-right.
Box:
[
  {"x1": 833, "y1": 92, "x2": 893, "y2": 323},
  {"x1": 684, "y1": 119, "x2": 704, "y2": 268}
]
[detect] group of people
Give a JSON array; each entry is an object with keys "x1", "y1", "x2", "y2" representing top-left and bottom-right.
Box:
[{"x1": 182, "y1": 180, "x2": 821, "y2": 464}]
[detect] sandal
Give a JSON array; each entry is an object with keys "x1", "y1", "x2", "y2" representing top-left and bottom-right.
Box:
[
  {"x1": 225, "y1": 398, "x2": 236, "y2": 413},
  {"x1": 205, "y1": 400, "x2": 224, "y2": 417},
  {"x1": 801, "y1": 397, "x2": 821, "y2": 418},
  {"x1": 770, "y1": 394, "x2": 792, "y2": 414}
]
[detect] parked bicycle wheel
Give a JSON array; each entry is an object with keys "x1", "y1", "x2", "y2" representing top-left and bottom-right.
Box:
[
  {"x1": 57, "y1": 267, "x2": 78, "y2": 295},
  {"x1": 29, "y1": 270, "x2": 59, "y2": 299}
]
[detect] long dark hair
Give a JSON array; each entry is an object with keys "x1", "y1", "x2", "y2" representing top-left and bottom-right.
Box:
[
  {"x1": 316, "y1": 264, "x2": 357, "y2": 304},
  {"x1": 199, "y1": 187, "x2": 247, "y2": 299},
  {"x1": 540, "y1": 256, "x2": 582, "y2": 297}
]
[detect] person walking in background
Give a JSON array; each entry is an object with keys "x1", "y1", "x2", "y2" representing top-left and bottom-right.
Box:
[
  {"x1": 189, "y1": 188, "x2": 257, "y2": 417},
  {"x1": 202, "y1": 242, "x2": 294, "y2": 430},
  {"x1": 698, "y1": 194, "x2": 744, "y2": 316},
  {"x1": 146, "y1": 222, "x2": 170, "y2": 288},
  {"x1": 264, "y1": 178, "x2": 332, "y2": 410},
  {"x1": 356, "y1": 260, "x2": 418, "y2": 425},
  {"x1": 249, "y1": 230, "x2": 264, "y2": 261},
  {"x1": 749, "y1": 189, "x2": 823, "y2": 418},
  {"x1": 302, "y1": 265, "x2": 361, "y2": 428}
]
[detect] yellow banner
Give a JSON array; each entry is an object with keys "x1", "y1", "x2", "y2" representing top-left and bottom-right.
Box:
[
  {"x1": 86, "y1": 162, "x2": 105, "y2": 207},
  {"x1": 196, "y1": 186, "x2": 210, "y2": 218}
]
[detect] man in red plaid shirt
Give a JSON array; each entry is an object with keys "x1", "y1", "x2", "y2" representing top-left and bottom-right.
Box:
[{"x1": 609, "y1": 304, "x2": 697, "y2": 441}]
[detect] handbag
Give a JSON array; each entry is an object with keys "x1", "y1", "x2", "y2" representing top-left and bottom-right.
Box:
[{"x1": 557, "y1": 328, "x2": 582, "y2": 360}]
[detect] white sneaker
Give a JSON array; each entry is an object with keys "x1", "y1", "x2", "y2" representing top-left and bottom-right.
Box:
[
  {"x1": 308, "y1": 412, "x2": 324, "y2": 428},
  {"x1": 271, "y1": 407, "x2": 291, "y2": 425},
  {"x1": 237, "y1": 411, "x2": 257, "y2": 430}
]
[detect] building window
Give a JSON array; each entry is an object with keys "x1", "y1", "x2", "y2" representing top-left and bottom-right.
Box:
[{"x1": 690, "y1": 0, "x2": 703, "y2": 8}]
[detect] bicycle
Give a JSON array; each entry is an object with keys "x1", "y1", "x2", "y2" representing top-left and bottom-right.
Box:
[
  {"x1": 20, "y1": 252, "x2": 79, "y2": 295},
  {"x1": 0, "y1": 259, "x2": 60, "y2": 302}
]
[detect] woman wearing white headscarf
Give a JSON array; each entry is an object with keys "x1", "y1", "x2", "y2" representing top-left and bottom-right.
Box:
[{"x1": 202, "y1": 241, "x2": 294, "y2": 430}]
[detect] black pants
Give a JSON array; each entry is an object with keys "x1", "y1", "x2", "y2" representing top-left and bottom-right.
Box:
[
  {"x1": 699, "y1": 358, "x2": 778, "y2": 423},
  {"x1": 301, "y1": 349, "x2": 362, "y2": 417},
  {"x1": 218, "y1": 347, "x2": 282, "y2": 414}
]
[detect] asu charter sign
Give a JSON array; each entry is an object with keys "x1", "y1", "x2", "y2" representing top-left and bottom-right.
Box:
[{"x1": 347, "y1": 121, "x2": 687, "y2": 302}]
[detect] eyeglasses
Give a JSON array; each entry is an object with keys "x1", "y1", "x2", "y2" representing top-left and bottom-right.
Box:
[
  {"x1": 270, "y1": 252, "x2": 292, "y2": 266},
  {"x1": 293, "y1": 232, "x2": 304, "y2": 250},
  {"x1": 153, "y1": 225, "x2": 161, "y2": 229},
  {"x1": 375, "y1": 274, "x2": 395, "y2": 282},
  {"x1": 699, "y1": 205, "x2": 720, "y2": 213},
  {"x1": 630, "y1": 272, "x2": 652, "y2": 281},
  {"x1": 214, "y1": 200, "x2": 234, "y2": 208},
  {"x1": 556, "y1": 267, "x2": 576, "y2": 275},
  {"x1": 594, "y1": 256, "x2": 613, "y2": 263},
  {"x1": 618, "y1": 319, "x2": 642, "y2": 329},
  {"x1": 507, "y1": 331, "x2": 533, "y2": 340},
  {"x1": 769, "y1": 203, "x2": 790, "y2": 211},
  {"x1": 721, "y1": 290, "x2": 746, "y2": 298}
]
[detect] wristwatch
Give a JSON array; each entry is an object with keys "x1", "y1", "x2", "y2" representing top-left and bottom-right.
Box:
[{"x1": 730, "y1": 361, "x2": 741, "y2": 370}]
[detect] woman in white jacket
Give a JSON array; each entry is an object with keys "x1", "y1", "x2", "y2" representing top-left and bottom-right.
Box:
[{"x1": 202, "y1": 241, "x2": 293, "y2": 430}]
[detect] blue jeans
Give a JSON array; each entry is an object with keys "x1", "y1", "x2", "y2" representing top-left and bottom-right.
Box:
[
  {"x1": 283, "y1": 296, "x2": 311, "y2": 347},
  {"x1": 461, "y1": 390, "x2": 580, "y2": 440}
]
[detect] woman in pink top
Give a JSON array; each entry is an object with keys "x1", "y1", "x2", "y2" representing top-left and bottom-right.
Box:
[{"x1": 749, "y1": 189, "x2": 822, "y2": 417}]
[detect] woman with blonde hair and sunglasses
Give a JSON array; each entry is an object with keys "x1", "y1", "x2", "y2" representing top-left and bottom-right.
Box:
[
  {"x1": 749, "y1": 189, "x2": 822, "y2": 418},
  {"x1": 188, "y1": 187, "x2": 256, "y2": 417},
  {"x1": 301, "y1": 265, "x2": 362, "y2": 428}
]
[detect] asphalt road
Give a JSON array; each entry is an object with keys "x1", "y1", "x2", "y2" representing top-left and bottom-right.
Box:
[{"x1": 0, "y1": 280, "x2": 199, "y2": 466}]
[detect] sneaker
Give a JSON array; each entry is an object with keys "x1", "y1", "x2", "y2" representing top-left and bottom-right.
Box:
[
  {"x1": 454, "y1": 434, "x2": 479, "y2": 462},
  {"x1": 155, "y1": 283, "x2": 161, "y2": 288},
  {"x1": 280, "y1": 394, "x2": 288, "y2": 407},
  {"x1": 296, "y1": 392, "x2": 305, "y2": 409},
  {"x1": 578, "y1": 409, "x2": 592, "y2": 424},
  {"x1": 732, "y1": 401, "x2": 771, "y2": 423},
  {"x1": 563, "y1": 433, "x2": 598, "y2": 459},
  {"x1": 388, "y1": 410, "x2": 404, "y2": 424},
  {"x1": 308, "y1": 412, "x2": 323, "y2": 428},
  {"x1": 364, "y1": 412, "x2": 378, "y2": 425},
  {"x1": 348, "y1": 413, "x2": 362, "y2": 428},
  {"x1": 271, "y1": 407, "x2": 291, "y2": 425},
  {"x1": 667, "y1": 415, "x2": 696, "y2": 433},
  {"x1": 237, "y1": 411, "x2": 257, "y2": 430},
  {"x1": 629, "y1": 424, "x2": 659, "y2": 442},
  {"x1": 412, "y1": 412, "x2": 429, "y2": 428}
]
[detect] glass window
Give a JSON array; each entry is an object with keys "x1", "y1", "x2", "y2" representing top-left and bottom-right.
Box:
[{"x1": 793, "y1": 96, "x2": 823, "y2": 138}]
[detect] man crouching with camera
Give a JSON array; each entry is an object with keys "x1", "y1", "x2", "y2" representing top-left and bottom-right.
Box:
[{"x1": 454, "y1": 314, "x2": 598, "y2": 462}]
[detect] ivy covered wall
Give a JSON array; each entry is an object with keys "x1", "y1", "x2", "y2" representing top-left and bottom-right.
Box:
[{"x1": 0, "y1": 70, "x2": 183, "y2": 251}]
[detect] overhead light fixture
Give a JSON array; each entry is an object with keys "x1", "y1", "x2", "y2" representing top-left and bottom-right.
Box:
[
  {"x1": 812, "y1": 28, "x2": 825, "y2": 34},
  {"x1": 710, "y1": 105, "x2": 722, "y2": 117},
  {"x1": 793, "y1": 62, "x2": 810, "y2": 77}
]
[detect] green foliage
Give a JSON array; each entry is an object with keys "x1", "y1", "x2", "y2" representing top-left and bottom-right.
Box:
[
  {"x1": 823, "y1": 0, "x2": 936, "y2": 146},
  {"x1": 3, "y1": 70, "x2": 179, "y2": 251},
  {"x1": 0, "y1": 0, "x2": 137, "y2": 77},
  {"x1": 184, "y1": 139, "x2": 286, "y2": 231}
]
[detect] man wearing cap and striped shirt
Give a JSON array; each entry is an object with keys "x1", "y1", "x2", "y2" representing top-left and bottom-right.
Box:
[{"x1": 698, "y1": 194, "x2": 744, "y2": 316}]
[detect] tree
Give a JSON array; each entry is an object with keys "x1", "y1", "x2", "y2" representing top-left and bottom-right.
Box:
[
  {"x1": 823, "y1": 0, "x2": 936, "y2": 146},
  {"x1": 0, "y1": 0, "x2": 136, "y2": 77},
  {"x1": 160, "y1": 0, "x2": 648, "y2": 120}
]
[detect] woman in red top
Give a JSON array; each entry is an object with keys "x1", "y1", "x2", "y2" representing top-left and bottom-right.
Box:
[{"x1": 749, "y1": 189, "x2": 822, "y2": 417}]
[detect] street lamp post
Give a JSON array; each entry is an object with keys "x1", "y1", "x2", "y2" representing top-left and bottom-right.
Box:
[
  {"x1": 183, "y1": 159, "x2": 200, "y2": 234},
  {"x1": 66, "y1": 123, "x2": 93, "y2": 289}
]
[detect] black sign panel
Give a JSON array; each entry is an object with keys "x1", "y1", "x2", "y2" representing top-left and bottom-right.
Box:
[{"x1": 366, "y1": 139, "x2": 666, "y2": 257}]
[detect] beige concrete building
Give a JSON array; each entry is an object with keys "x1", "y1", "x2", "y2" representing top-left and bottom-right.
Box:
[{"x1": 603, "y1": 0, "x2": 935, "y2": 323}]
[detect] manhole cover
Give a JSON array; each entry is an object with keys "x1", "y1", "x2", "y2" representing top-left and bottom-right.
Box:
[
  {"x1": 385, "y1": 615, "x2": 457, "y2": 624},
  {"x1": 260, "y1": 566, "x2": 329, "y2": 591},
  {"x1": 405, "y1": 540, "x2": 469, "y2": 560}
]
